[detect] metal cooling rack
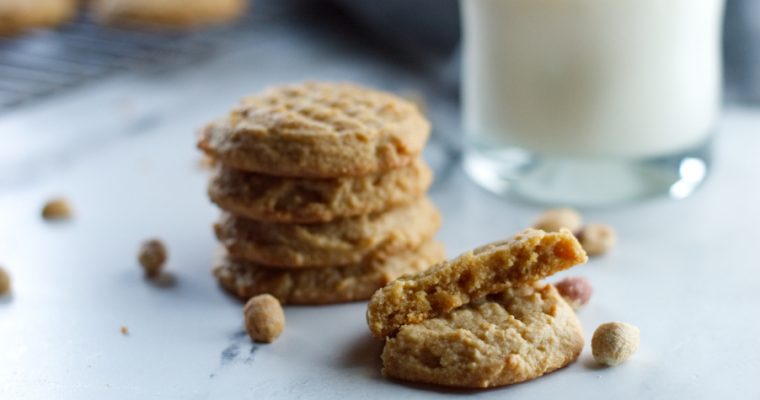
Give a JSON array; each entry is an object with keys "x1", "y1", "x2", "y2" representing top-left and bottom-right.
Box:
[{"x1": 0, "y1": 12, "x2": 256, "y2": 111}]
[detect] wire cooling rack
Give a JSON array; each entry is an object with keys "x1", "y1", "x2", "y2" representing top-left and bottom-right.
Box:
[{"x1": 0, "y1": 12, "x2": 256, "y2": 111}]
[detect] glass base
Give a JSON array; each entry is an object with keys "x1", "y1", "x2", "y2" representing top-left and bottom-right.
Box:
[{"x1": 463, "y1": 140, "x2": 711, "y2": 207}]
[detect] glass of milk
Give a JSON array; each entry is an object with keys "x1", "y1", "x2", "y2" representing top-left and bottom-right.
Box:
[{"x1": 461, "y1": 0, "x2": 725, "y2": 206}]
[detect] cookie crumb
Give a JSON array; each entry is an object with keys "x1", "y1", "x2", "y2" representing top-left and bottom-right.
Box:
[
  {"x1": 42, "y1": 197, "x2": 73, "y2": 221},
  {"x1": 0, "y1": 267, "x2": 11, "y2": 295},
  {"x1": 554, "y1": 276, "x2": 592, "y2": 310},
  {"x1": 120, "y1": 326, "x2": 129, "y2": 335},
  {"x1": 244, "y1": 294, "x2": 285, "y2": 343},
  {"x1": 591, "y1": 321, "x2": 640, "y2": 366},
  {"x1": 138, "y1": 239, "x2": 167, "y2": 278},
  {"x1": 578, "y1": 223, "x2": 616, "y2": 256},
  {"x1": 533, "y1": 208, "x2": 582, "y2": 233}
]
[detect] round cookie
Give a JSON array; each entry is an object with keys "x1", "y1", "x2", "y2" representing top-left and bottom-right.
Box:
[
  {"x1": 208, "y1": 159, "x2": 433, "y2": 223},
  {"x1": 214, "y1": 197, "x2": 441, "y2": 268},
  {"x1": 91, "y1": 0, "x2": 246, "y2": 28},
  {"x1": 0, "y1": 0, "x2": 76, "y2": 37},
  {"x1": 381, "y1": 282, "x2": 584, "y2": 388},
  {"x1": 213, "y1": 240, "x2": 446, "y2": 305},
  {"x1": 197, "y1": 82, "x2": 431, "y2": 178},
  {"x1": 367, "y1": 229, "x2": 587, "y2": 338}
]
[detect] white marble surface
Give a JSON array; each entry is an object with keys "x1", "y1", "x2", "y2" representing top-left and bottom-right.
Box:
[{"x1": 1, "y1": 23, "x2": 760, "y2": 400}]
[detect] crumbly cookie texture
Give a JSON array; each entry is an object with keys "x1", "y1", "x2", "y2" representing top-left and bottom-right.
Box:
[
  {"x1": 197, "y1": 82, "x2": 431, "y2": 178},
  {"x1": 0, "y1": 0, "x2": 76, "y2": 37},
  {"x1": 367, "y1": 229, "x2": 587, "y2": 338},
  {"x1": 214, "y1": 240, "x2": 445, "y2": 305},
  {"x1": 214, "y1": 197, "x2": 441, "y2": 268},
  {"x1": 208, "y1": 159, "x2": 433, "y2": 223},
  {"x1": 91, "y1": 0, "x2": 246, "y2": 28},
  {"x1": 382, "y1": 283, "x2": 584, "y2": 388},
  {"x1": 244, "y1": 294, "x2": 285, "y2": 343}
]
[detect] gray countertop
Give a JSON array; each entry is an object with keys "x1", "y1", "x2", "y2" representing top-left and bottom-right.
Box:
[{"x1": 1, "y1": 19, "x2": 759, "y2": 400}]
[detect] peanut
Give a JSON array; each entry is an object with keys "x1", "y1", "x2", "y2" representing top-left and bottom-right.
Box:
[
  {"x1": 138, "y1": 239, "x2": 167, "y2": 278},
  {"x1": 533, "y1": 208, "x2": 582, "y2": 233},
  {"x1": 244, "y1": 294, "x2": 285, "y2": 343},
  {"x1": 578, "y1": 223, "x2": 616, "y2": 256},
  {"x1": 41, "y1": 197, "x2": 72, "y2": 221},
  {"x1": 592, "y1": 321, "x2": 640, "y2": 366},
  {"x1": 554, "y1": 276, "x2": 592, "y2": 310}
]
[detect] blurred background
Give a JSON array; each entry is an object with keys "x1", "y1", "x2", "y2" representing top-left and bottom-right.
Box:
[{"x1": 0, "y1": 0, "x2": 758, "y2": 186}]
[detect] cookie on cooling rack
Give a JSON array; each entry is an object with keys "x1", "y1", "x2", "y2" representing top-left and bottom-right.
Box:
[
  {"x1": 91, "y1": 0, "x2": 246, "y2": 28},
  {"x1": 0, "y1": 0, "x2": 76, "y2": 37}
]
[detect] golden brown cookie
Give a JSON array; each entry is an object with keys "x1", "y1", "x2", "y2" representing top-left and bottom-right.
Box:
[
  {"x1": 367, "y1": 229, "x2": 587, "y2": 338},
  {"x1": 381, "y1": 282, "x2": 584, "y2": 388},
  {"x1": 91, "y1": 0, "x2": 246, "y2": 28},
  {"x1": 214, "y1": 240, "x2": 446, "y2": 305},
  {"x1": 214, "y1": 197, "x2": 441, "y2": 268},
  {"x1": 208, "y1": 159, "x2": 433, "y2": 223},
  {"x1": 0, "y1": 0, "x2": 76, "y2": 37},
  {"x1": 197, "y1": 82, "x2": 431, "y2": 178}
]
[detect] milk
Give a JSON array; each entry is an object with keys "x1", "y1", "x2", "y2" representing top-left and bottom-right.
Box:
[{"x1": 462, "y1": 0, "x2": 725, "y2": 159}]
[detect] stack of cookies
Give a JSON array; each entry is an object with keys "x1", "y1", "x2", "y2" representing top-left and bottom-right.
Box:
[{"x1": 197, "y1": 82, "x2": 445, "y2": 305}]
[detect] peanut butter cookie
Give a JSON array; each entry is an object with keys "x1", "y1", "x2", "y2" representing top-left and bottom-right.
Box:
[
  {"x1": 214, "y1": 197, "x2": 441, "y2": 268},
  {"x1": 208, "y1": 159, "x2": 433, "y2": 223},
  {"x1": 366, "y1": 229, "x2": 587, "y2": 338},
  {"x1": 214, "y1": 240, "x2": 445, "y2": 305},
  {"x1": 381, "y1": 282, "x2": 584, "y2": 388},
  {"x1": 91, "y1": 0, "x2": 246, "y2": 28},
  {"x1": 197, "y1": 82, "x2": 431, "y2": 178}
]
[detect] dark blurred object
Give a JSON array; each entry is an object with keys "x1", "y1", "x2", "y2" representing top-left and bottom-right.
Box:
[
  {"x1": 328, "y1": 0, "x2": 460, "y2": 96},
  {"x1": 331, "y1": 0, "x2": 459, "y2": 59},
  {"x1": 724, "y1": 0, "x2": 760, "y2": 104}
]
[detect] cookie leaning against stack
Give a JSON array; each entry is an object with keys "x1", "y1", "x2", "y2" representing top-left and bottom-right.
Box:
[{"x1": 198, "y1": 82, "x2": 444, "y2": 305}]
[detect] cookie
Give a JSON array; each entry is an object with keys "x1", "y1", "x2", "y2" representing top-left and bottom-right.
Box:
[
  {"x1": 91, "y1": 0, "x2": 246, "y2": 28},
  {"x1": 208, "y1": 159, "x2": 433, "y2": 223},
  {"x1": 0, "y1": 0, "x2": 76, "y2": 37},
  {"x1": 214, "y1": 197, "x2": 441, "y2": 268},
  {"x1": 381, "y1": 282, "x2": 584, "y2": 388},
  {"x1": 197, "y1": 82, "x2": 431, "y2": 178},
  {"x1": 213, "y1": 240, "x2": 446, "y2": 305},
  {"x1": 367, "y1": 229, "x2": 587, "y2": 338}
]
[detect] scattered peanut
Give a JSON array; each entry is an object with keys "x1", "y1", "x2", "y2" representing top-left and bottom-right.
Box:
[
  {"x1": 554, "y1": 276, "x2": 592, "y2": 310},
  {"x1": 0, "y1": 267, "x2": 10, "y2": 295},
  {"x1": 592, "y1": 321, "x2": 640, "y2": 366},
  {"x1": 533, "y1": 208, "x2": 582, "y2": 233},
  {"x1": 41, "y1": 197, "x2": 73, "y2": 221},
  {"x1": 138, "y1": 239, "x2": 167, "y2": 278},
  {"x1": 120, "y1": 326, "x2": 129, "y2": 335},
  {"x1": 578, "y1": 223, "x2": 617, "y2": 256},
  {"x1": 244, "y1": 294, "x2": 285, "y2": 343}
]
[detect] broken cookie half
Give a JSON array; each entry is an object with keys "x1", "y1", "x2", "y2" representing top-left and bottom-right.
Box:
[{"x1": 366, "y1": 229, "x2": 588, "y2": 388}]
